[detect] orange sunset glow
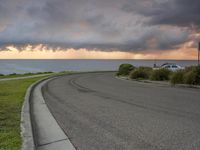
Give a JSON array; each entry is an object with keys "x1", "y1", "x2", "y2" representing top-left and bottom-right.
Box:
[
  {"x1": 0, "y1": 0, "x2": 199, "y2": 60},
  {"x1": 0, "y1": 46, "x2": 198, "y2": 60}
]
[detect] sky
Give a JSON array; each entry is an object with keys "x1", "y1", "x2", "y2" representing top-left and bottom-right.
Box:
[{"x1": 0, "y1": 0, "x2": 200, "y2": 59}]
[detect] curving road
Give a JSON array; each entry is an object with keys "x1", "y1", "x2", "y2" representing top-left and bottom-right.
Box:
[{"x1": 42, "y1": 72, "x2": 200, "y2": 150}]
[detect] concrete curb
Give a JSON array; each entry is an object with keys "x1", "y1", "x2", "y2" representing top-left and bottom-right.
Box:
[
  {"x1": 31, "y1": 78, "x2": 76, "y2": 150},
  {"x1": 21, "y1": 72, "x2": 115, "y2": 150},
  {"x1": 21, "y1": 78, "x2": 49, "y2": 150},
  {"x1": 116, "y1": 76, "x2": 200, "y2": 89},
  {"x1": 21, "y1": 74, "x2": 76, "y2": 150}
]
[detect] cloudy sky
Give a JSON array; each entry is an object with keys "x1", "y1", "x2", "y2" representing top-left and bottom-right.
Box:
[{"x1": 0, "y1": 0, "x2": 199, "y2": 59}]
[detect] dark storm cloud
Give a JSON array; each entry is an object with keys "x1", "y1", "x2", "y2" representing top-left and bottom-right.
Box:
[
  {"x1": 0, "y1": 0, "x2": 199, "y2": 52},
  {"x1": 122, "y1": 0, "x2": 200, "y2": 28}
]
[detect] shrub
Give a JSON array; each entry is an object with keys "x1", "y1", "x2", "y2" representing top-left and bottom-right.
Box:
[
  {"x1": 36, "y1": 71, "x2": 53, "y2": 74},
  {"x1": 9, "y1": 73, "x2": 17, "y2": 76},
  {"x1": 184, "y1": 66, "x2": 200, "y2": 85},
  {"x1": 129, "y1": 67, "x2": 152, "y2": 79},
  {"x1": 150, "y1": 68, "x2": 171, "y2": 81},
  {"x1": 0, "y1": 74, "x2": 4, "y2": 76},
  {"x1": 170, "y1": 71, "x2": 184, "y2": 85},
  {"x1": 24, "y1": 72, "x2": 33, "y2": 75},
  {"x1": 184, "y1": 66, "x2": 196, "y2": 72},
  {"x1": 183, "y1": 71, "x2": 196, "y2": 85},
  {"x1": 117, "y1": 64, "x2": 135, "y2": 76},
  {"x1": 194, "y1": 66, "x2": 200, "y2": 85}
]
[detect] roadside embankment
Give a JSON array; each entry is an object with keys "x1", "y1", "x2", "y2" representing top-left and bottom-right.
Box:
[
  {"x1": 0, "y1": 71, "x2": 74, "y2": 149},
  {"x1": 116, "y1": 63, "x2": 200, "y2": 87},
  {"x1": 0, "y1": 76, "x2": 49, "y2": 149}
]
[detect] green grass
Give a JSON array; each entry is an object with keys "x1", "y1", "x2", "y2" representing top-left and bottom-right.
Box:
[
  {"x1": 0, "y1": 72, "x2": 53, "y2": 79},
  {"x1": 0, "y1": 76, "x2": 51, "y2": 150},
  {"x1": 0, "y1": 71, "x2": 76, "y2": 149}
]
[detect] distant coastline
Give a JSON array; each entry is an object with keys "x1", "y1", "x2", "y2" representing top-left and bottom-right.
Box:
[{"x1": 0, "y1": 59, "x2": 198, "y2": 74}]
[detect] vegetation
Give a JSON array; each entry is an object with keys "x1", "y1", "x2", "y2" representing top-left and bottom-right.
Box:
[
  {"x1": 170, "y1": 70, "x2": 184, "y2": 85},
  {"x1": 117, "y1": 64, "x2": 200, "y2": 86},
  {"x1": 129, "y1": 67, "x2": 152, "y2": 79},
  {"x1": 0, "y1": 76, "x2": 49, "y2": 150},
  {"x1": 183, "y1": 66, "x2": 200, "y2": 85},
  {"x1": 183, "y1": 71, "x2": 196, "y2": 85},
  {"x1": 151, "y1": 68, "x2": 172, "y2": 81},
  {"x1": 170, "y1": 66, "x2": 200, "y2": 85},
  {"x1": 0, "y1": 72, "x2": 53, "y2": 79},
  {"x1": 117, "y1": 64, "x2": 135, "y2": 76},
  {"x1": 0, "y1": 71, "x2": 75, "y2": 149}
]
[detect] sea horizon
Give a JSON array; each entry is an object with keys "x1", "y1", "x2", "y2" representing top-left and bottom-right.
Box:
[{"x1": 0, "y1": 59, "x2": 198, "y2": 75}]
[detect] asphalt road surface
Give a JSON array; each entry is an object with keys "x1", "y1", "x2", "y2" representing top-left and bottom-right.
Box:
[{"x1": 42, "y1": 72, "x2": 200, "y2": 150}]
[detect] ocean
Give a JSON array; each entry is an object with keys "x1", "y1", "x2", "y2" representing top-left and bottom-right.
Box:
[{"x1": 0, "y1": 59, "x2": 198, "y2": 74}]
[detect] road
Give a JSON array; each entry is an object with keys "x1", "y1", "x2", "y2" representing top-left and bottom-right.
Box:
[{"x1": 42, "y1": 72, "x2": 200, "y2": 150}]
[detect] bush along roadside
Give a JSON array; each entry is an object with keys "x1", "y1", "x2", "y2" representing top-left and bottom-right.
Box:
[
  {"x1": 170, "y1": 70, "x2": 184, "y2": 85},
  {"x1": 116, "y1": 64, "x2": 135, "y2": 76},
  {"x1": 150, "y1": 68, "x2": 172, "y2": 81},
  {"x1": 170, "y1": 66, "x2": 200, "y2": 85},
  {"x1": 129, "y1": 67, "x2": 152, "y2": 80},
  {"x1": 117, "y1": 64, "x2": 200, "y2": 86}
]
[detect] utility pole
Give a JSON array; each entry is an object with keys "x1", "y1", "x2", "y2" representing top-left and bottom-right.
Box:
[{"x1": 198, "y1": 42, "x2": 200, "y2": 66}]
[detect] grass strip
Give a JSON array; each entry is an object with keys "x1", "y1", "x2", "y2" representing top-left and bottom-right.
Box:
[
  {"x1": 0, "y1": 72, "x2": 53, "y2": 79},
  {"x1": 0, "y1": 76, "x2": 50, "y2": 150}
]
